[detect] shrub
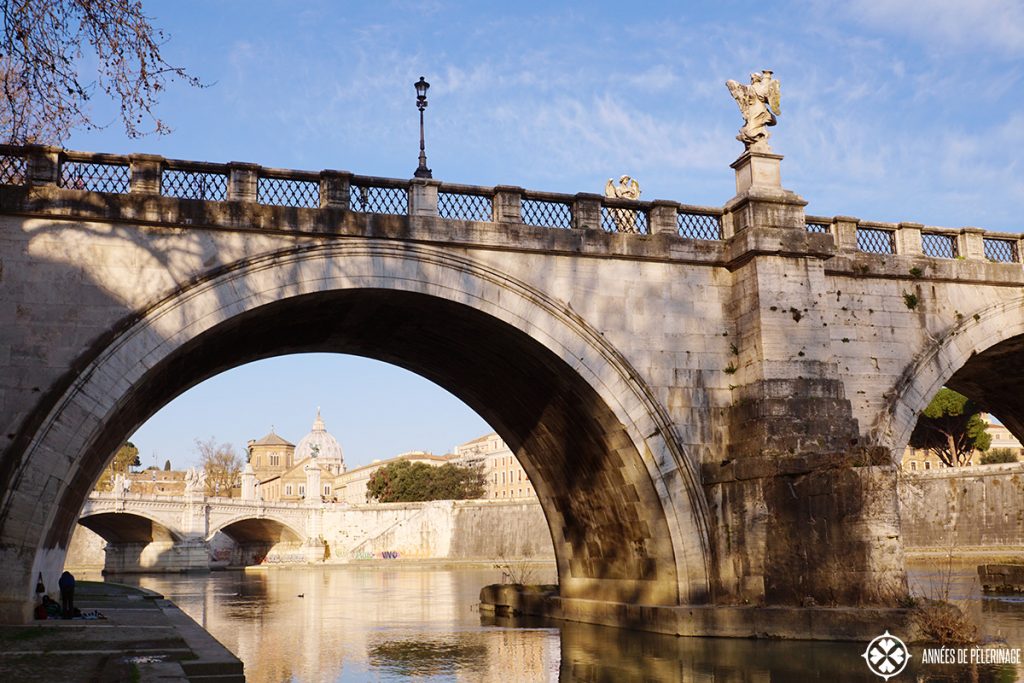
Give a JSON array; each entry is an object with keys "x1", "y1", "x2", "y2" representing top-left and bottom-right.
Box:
[{"x1": 980, "y1": 448, "x2": 1019, "y2": 465}]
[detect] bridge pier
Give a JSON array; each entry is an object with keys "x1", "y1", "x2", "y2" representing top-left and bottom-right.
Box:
[
  {"x1": 702, "y1": 151, "x2": 906, "y2": 605},
  {"x1": 103, "y1": 538, "x2": 210, "y2": 574}
]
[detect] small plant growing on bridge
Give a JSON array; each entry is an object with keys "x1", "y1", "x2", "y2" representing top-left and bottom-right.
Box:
[
  {"x1": 495, "y1": 557, "x2": 537, "y2": 585},
  {"x1": 910, "y1": 551, "x2": 978, "y2": 645},
  {"x1": 909, "y1": 267, "x2": 923, "y2": 278},
  {"x1": 723, "y1": 363, "x2": 737, "y2": 375},
  {"x1": 903, "y1": 292, "x2": 919, "y2": 310}
]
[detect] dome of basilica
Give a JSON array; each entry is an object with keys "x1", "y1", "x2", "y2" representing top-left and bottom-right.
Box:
[{"x1": 294, "y1": 408, "x2": 346, "y2": 472}]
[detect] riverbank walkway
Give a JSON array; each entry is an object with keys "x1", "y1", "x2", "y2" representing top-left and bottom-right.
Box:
[{"x1": 0, "y1": 581, "x2": 243, "y2": 682}]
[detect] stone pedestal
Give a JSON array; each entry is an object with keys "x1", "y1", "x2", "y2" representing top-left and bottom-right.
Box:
[
  {"x1": 731, "y1": 150, "x2": 783, "y2": 195},
  {"x1": 129, "y1": 154, "x2": 163, "y2": 195},
  {"x1": 241, "y1": 463, "x2": 256, "y2": 501},
  {"x1": 409, "y1": 179, "x2": 440, "y2": 217},
  {"x1": 724, "y1": 151, "x2": 807, "y2": 233}
]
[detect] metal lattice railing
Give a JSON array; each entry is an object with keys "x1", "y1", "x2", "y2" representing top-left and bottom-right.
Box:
[
  {"x1": 438, "y1": 192, "x2": 492, "y2": 222},
  {"x1": 59, "y1": 161, "x2": 130, "y2": 193},
  {"x1": 677, "y1": 211, "x2": 722, "y2": 240},
  {"x1": 0, "y1": 154, "x2": 27, "y2": 185},
  {"x1": 162, "y1": 169, "x2": 228, "y2": 201},
  {"x1": 258, "y1": 176, "x2": 319, "y2": 208},
  {"x1": 350, "y1": 184, "x2": 408, "y2": 215},
  {"x1": 921, "y1": 233, "x2": 958, "y2": 259},
  {"x1": 857, "y1": 227, "x2": 896, "y2": 254},
  {"x1": 806, "y1": 222, "x2": 830, "y2": 234},
  {"x1": 521, "y1": 198, "x2": 572, "y2": 229},
  {"x1": 984, "y1": 237, "x2": 1019, "y2": 263},
  {"x1": 601, "y1": 206, "x2": 649, "y2": 234}
]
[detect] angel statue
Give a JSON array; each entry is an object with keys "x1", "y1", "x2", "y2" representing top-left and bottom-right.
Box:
[
  {"x1": 185, "y1": 466, "x2": 208, "y2": 494},
  {"x1": 603, "y1": 175, "x2": 642, "y2": 233},
  {"x1": 726, "y1": 70, "x2": 781, "y2": 151}
]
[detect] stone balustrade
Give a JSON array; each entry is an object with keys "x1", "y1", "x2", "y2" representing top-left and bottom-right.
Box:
[
  {"x1": 0, "y1": 144, "x2": 721, "y2": 239},
  {"x1": 1, "y1": 144, "x2": 1020, "y2": 264},
  {"x1": 806, "y1": 213, "x2": 1023, "y2": 263}
]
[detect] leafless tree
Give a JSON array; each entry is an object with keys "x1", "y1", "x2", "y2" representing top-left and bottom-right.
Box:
[
  {"x1": 1, "y1": 0, "x2": 201, "y2": 144},
  {"x1": 195, "y1": 437, "x2": 242, "y2": 497}
]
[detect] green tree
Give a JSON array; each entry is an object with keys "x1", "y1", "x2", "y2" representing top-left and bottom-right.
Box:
[
  {"x1": 163, "y1": 459, "x2": 171, "y2": 471},
  {"x1": 366, "y1": 460, "x2": 485, "y2": 503},
  {"x1": 980, "y1": 448, "x2": 1019, "y2": 465},
  {"x1": 1, "y1": 0, "x2": 201, "y2": 144},
  {"x1": 94, "y1": 442, "x2": 140, "y2": 491},
  {"x1": 909, "y1": 388, "x2": 992, "y2": 467},
  {"x1": 195, "y1": 437, "x2": 242, "y2": 497}
]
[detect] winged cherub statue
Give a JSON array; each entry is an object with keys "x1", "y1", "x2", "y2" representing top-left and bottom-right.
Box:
[{"x1": 726, "y1": 70, "x2": 781, "y2": 152}]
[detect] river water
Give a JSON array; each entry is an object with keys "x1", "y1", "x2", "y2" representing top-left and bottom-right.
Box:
[{"x1": 100, "y1": 560, "x2": 1024, "y2": 682}]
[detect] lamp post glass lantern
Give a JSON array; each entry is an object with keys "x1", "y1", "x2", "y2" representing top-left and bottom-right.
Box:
[{"x1": 414, "y1": 76, "x2": 432, "y2": 179}]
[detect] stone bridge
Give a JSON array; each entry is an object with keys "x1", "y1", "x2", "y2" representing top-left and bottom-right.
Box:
[
  {"x1": 2, "y1": 142, "x2": 1023, "y2": 627},
  {"x1": 78, "y1": 491, "x2": 315, "y2": 572}
]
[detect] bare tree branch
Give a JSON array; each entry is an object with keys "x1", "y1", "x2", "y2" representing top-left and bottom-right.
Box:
[{"x1": 1, "y1": 0, "x2": 202, "y2": 144}]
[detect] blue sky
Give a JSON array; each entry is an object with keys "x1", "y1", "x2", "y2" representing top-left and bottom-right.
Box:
[{"x1": 61, "y1": 0, "x2": 1024, "y2": 470}]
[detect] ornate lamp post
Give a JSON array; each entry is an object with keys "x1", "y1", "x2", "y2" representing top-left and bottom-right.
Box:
[{"x1": 413, "y1": 76, "x2": 432, "y2": 179}]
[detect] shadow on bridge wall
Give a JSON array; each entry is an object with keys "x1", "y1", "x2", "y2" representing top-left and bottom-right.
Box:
[
  {"x1": 76, "y1": 513, "x2": 206, "y2": 573},
  {"x1": 213, "y1": 519, "x2": 307, "y2": 568}
]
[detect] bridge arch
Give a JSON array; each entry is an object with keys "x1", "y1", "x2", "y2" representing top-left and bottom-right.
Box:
[
  {"x1": 876, "y1": 294, "x2": 1024, "y2": 458},
  {"x1": 78, "y1": 511, "x2": 182, "y2": 544},
  {"x1": 208, "y1": 514, "x2": 304, "y2": 545},
  {"x1": 7, "y1": 241, "x2": 712, "y2": 616}
]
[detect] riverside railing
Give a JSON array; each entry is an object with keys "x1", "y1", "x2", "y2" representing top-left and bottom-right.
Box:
[{"x1": 2, "y1": 145, "x2": 1019, "y2": 263}]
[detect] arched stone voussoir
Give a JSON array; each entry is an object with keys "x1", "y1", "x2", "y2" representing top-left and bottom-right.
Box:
[{"x1": 6, "y1": 240, "x2": 712, "y2": 621}]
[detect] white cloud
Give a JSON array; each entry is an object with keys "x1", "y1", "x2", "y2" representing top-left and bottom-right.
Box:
[{"x1": 844, "y1": 0, "x2": 1024, "y2": 56}]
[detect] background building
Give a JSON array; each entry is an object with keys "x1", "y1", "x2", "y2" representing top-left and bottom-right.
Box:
[{"x1": 454, "y1": 433, "x2": 536, "y2": 500}]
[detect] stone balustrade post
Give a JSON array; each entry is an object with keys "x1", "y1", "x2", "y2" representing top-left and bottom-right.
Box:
[
  {"x1": 319, "y1": 170, "x2": 351, "y2": 209},
  {"x1": 25, "y1": 145, "x2": 61, "y2": 186},
  {"x1": 409, "y1": 178, "x2": 440, "y2": 217},
  {"x1": 129, "y1": 154, "x2": 164, "y2": 195},
  {"x1": 833, "y1": 216, "x2": 860, "y2": 252},
  {"x1": 572, "y1": 193, "x2": 602, "y2": 231},
  {"x1": 897, "y1": 222, "x2": 923, "y2": 256},
  {"x1": 492, "y1": 186, "x2": 523, "y2": 223},
  {"x1": 959, "y1": 227, "x2": 986, "y2": 261},
  {"x1": 227, "y1": 162, "x2": 260, "y2": 203},
  {"x1": 649, "y1": 200, "x2": 679, "y2": 236}
]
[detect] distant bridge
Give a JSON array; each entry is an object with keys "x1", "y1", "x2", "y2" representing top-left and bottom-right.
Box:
[{"x1": 78, "y1": 491, "x2": 317, "y2": 572}]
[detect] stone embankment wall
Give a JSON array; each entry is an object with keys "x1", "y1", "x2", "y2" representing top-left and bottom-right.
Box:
[
  {"x1": 900, "y1": 463, "x2": 1024, "y2": 554},
  {"x1": 67, "y1": 498, "x2": 554, "y2": 570}
]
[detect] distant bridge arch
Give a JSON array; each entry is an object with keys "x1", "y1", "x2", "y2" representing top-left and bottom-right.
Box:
[
  {"x1": 209, "y1": 514, "x2": 305, "y2": 545},
  {"x1": 78, "y1": 511, "x2": 182, "y2": 544}
]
